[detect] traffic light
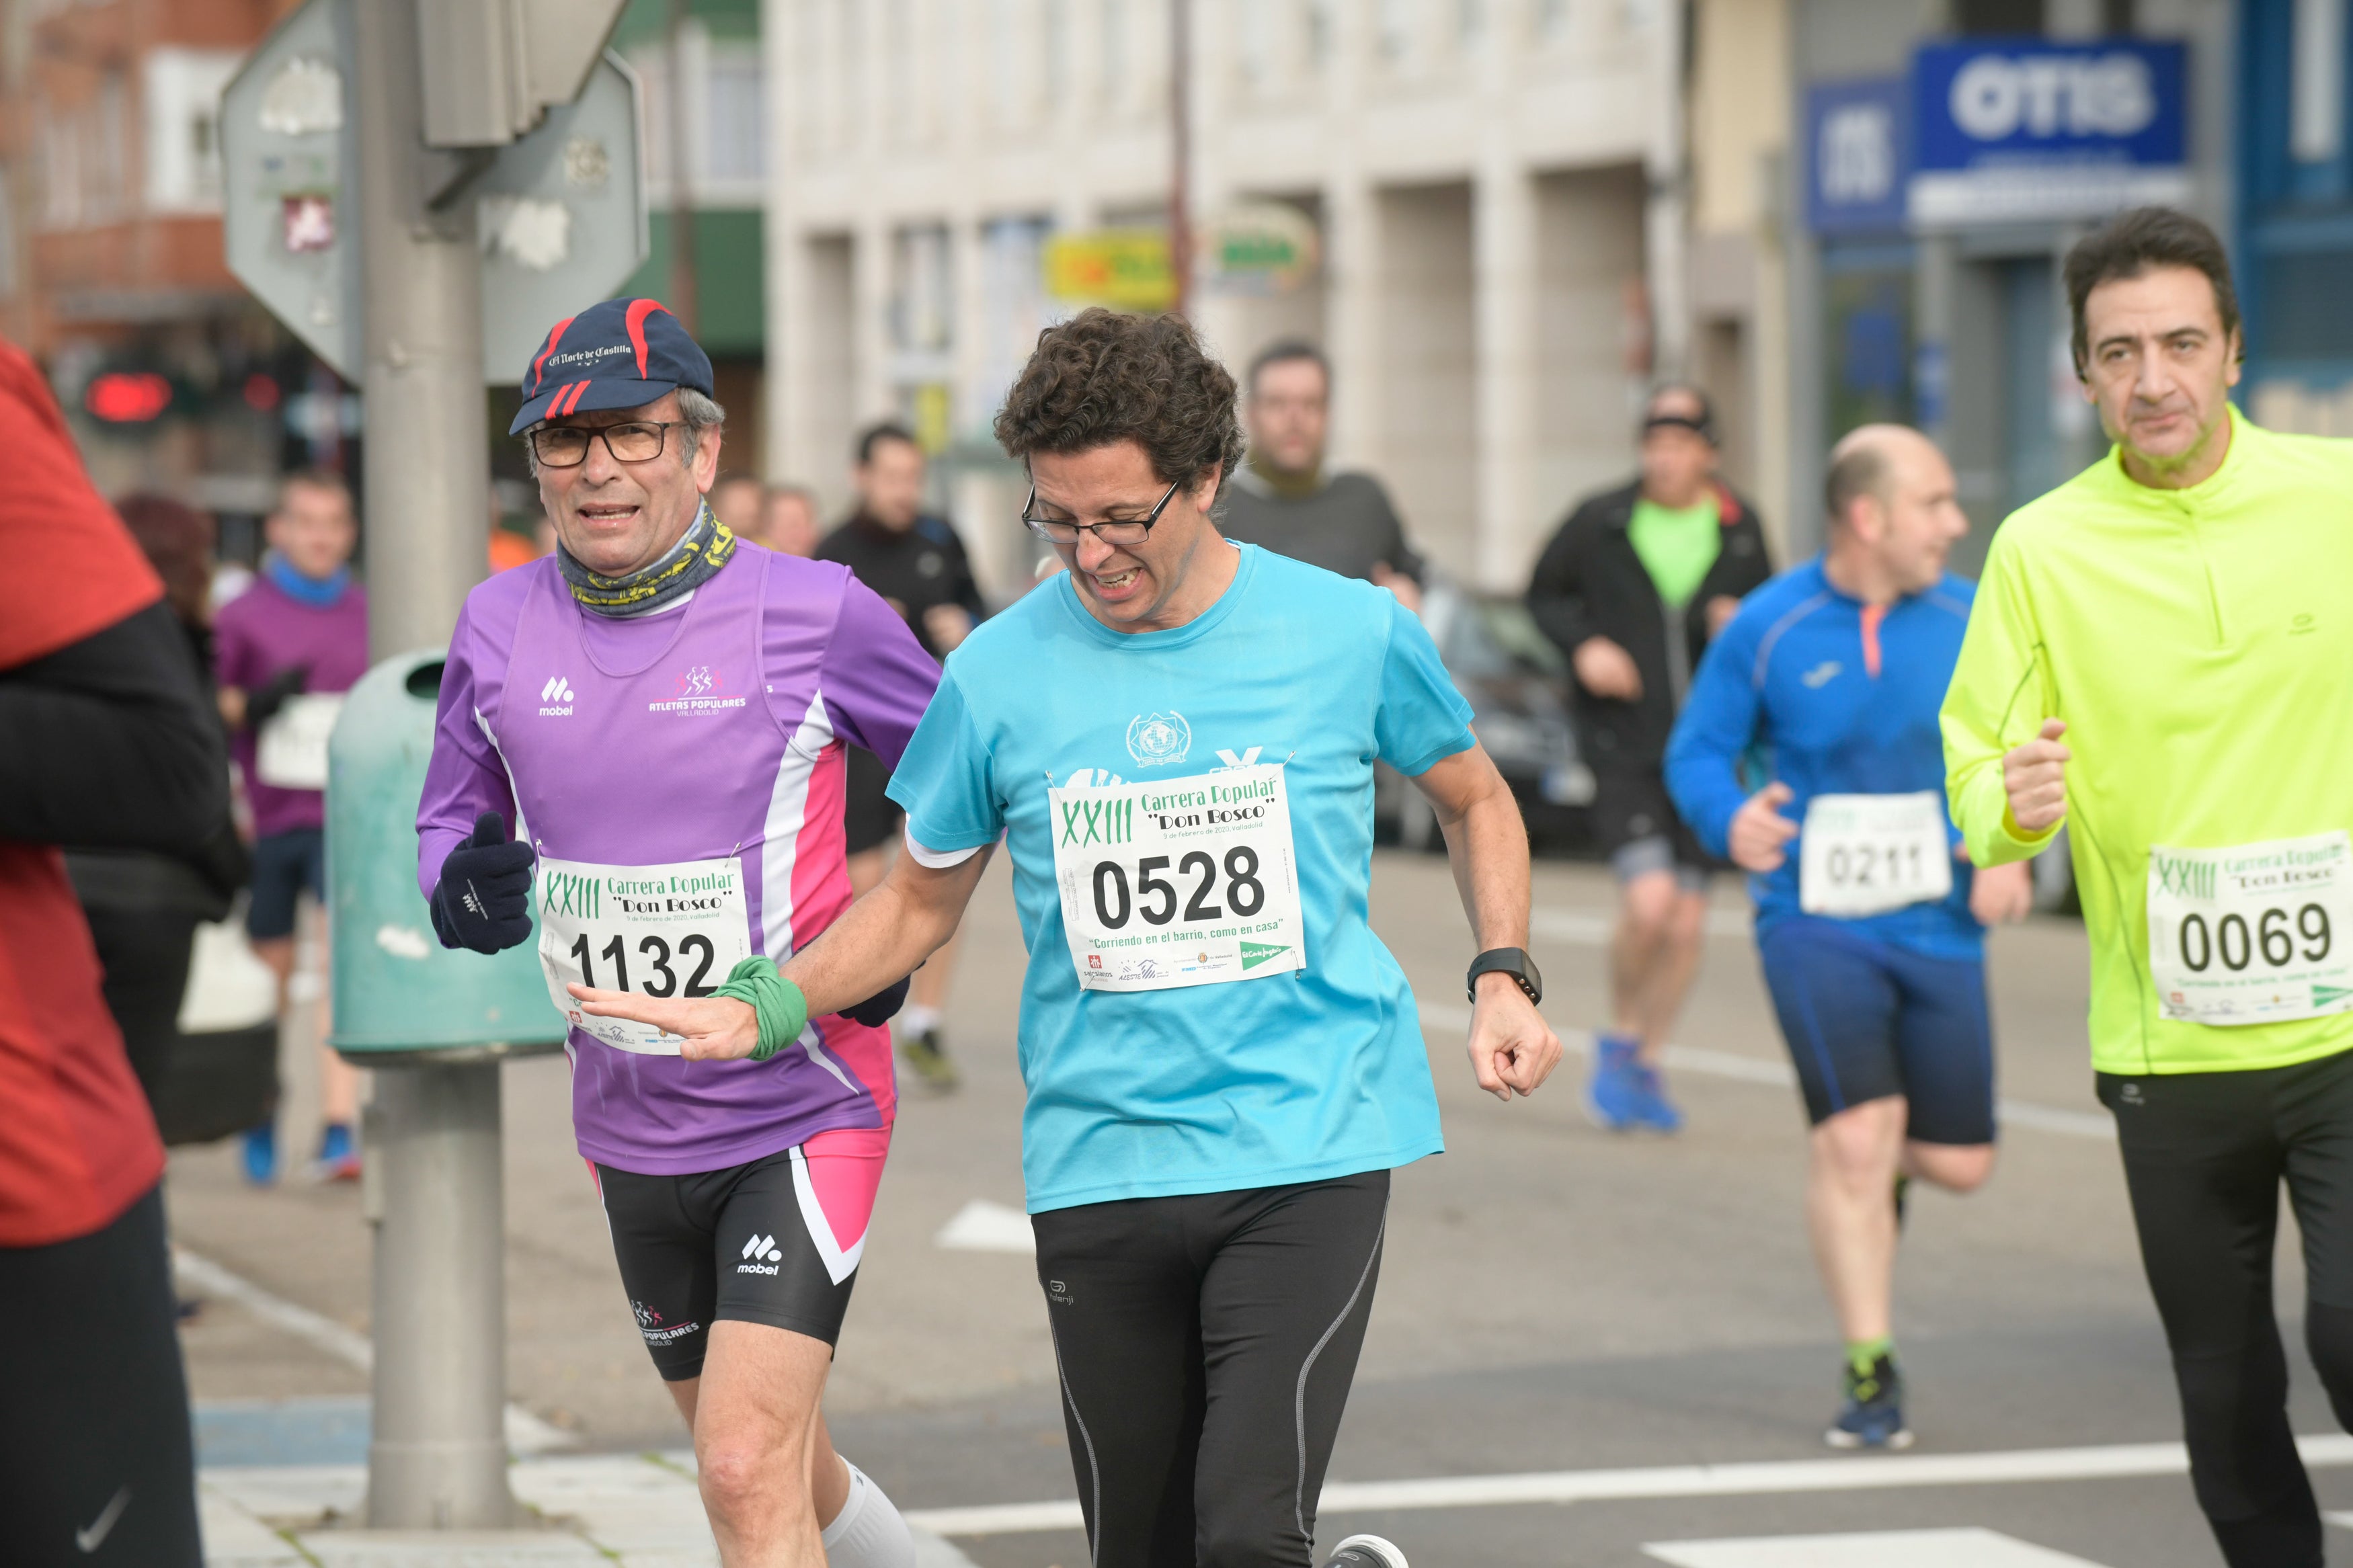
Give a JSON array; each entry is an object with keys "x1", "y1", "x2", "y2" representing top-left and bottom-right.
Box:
[{"x1": 416, "y1": 0, "x2": 629, "y2": 149}]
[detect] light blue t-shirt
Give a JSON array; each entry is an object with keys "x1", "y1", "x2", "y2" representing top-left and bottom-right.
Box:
[{"x1": 887, "y1": 543, "x2": 1476, "y2": 1212}]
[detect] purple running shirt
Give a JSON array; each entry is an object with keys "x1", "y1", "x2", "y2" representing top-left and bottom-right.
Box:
[
  {"x1": 416, "y1": 544, "x2": 939, "y2": 1174},
  {"x1": 214, "y1": 575, "x2": 370, "y2": 837}
]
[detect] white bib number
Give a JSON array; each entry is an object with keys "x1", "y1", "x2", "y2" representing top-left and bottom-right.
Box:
[
  {"x1": 536, "y1": 855, "x2": 752, "y2": 1053},
  {"x1": 1049, "y1": 763, "x2": 1305, "y2": 992},
  {"x1": 2148, "y1": 831, "x2": 2353, "y2": 1026},
  {"x1": 1798, "y1": 791, "x2": 1954, "y2": 917},
  {"x1": 254, "y1": 694, "x2": 343, "y2": 790}
]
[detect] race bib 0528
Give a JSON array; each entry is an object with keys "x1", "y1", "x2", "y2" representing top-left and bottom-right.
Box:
[
  {"x1": 1049, "y1": 763, "x2": 1305, "y2": 993},
  {"x1": 2148, "y1": 831, "x2": 2353, "y2": 1026},
  {"x1": 536, "y1": 854, "x2": 753, "y2": 1053},
  {"x1": 1798, "y1": 791, "x2": 1954, "y2": 918}
]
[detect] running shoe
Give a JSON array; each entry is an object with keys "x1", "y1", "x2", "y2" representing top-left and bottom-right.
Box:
[
  {"x1": 1626, "y1": 1061, "x2": 1685, "y2": 1134},
  {"x1": 1585, "y1": 1033, "x2": 1644, "y2": 1130},
  {"x1": 900, "y1": 1026, "x2": 961, "y2": 1090},
  {"x1": 1825, "y1": 1352, "x2": 1913, "y2": 1450},
  {"x1": 241, "y1": 1122, "x2": 278, "y2": 1186},
  {"x1": 1326, "y1": 1536, "x2": 1409, "y2": 1568},
  {"x1": 316, "y1": 1120, "x2": 362, "y2": 1182}
]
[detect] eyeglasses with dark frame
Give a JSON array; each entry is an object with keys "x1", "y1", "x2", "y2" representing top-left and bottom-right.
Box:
[
  {"x1": 1021, "y1": 477, "x2": 1184, "y2": 546},
  {"x1": 528, "y1": 420, "x2": 690, "y2": 468}
]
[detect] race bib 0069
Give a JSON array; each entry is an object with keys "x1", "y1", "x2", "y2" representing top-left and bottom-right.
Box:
[
  {"x1": 2148, "y1": 831, "x2": 2353, "y2": 1026},
  {"x1": 1049, "y1": 763, "x2": 1305, "y2": 993},
  {"x1": 536, "y1": 854, "x2": 753, "y2": 1053},
  {"x1": 1798, "y1": 791, "x2": 1954, "y2": 918}
]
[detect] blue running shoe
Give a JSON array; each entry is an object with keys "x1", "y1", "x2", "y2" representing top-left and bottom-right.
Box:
[
  {"x1": 1826, "y1": 1353, "x2": 1913, "y2": 1450},
  {"x1": 1585, "y1": 1034, "x2": 1644, "y2": 1130},
  {"x1": 316, "y1": 1120, "x2": 361, "y2": 1182},
  {"x1": 241, "y1": 1122, "x2": 278, "y2": 1186},
  {"x1": 1627, "y1": 1061, "x2": 1685, "y2": 1134}
]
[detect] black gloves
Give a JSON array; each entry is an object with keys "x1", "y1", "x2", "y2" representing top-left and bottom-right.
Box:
[
  {"x1": 430, "y1": 811, "x2": 536, "y2": 954},
  {"x1": 840, "y1": 975, "x2": 910, "y2": 1028},
  {"x1": 245, "y1": 663, "x2": 311, "y2": 731}
]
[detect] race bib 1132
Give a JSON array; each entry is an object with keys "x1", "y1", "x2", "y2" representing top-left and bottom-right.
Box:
[
  {"x1": 536, "y1": 854, "x2": 753, "y2": 1053},
  {"x1": 1049, "y1": 763, "x2": 1305, "y2": 993}
]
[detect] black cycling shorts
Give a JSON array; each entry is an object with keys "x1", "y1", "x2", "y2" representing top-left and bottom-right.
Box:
[
  {"x1": 246, "y1": 826, "x2": 325, "y2": 942},
  {"x1": 1591, "y1": 765, "x2": 1714, "y2": 885},
  {"x1": 595, "y1": 1125, "x2": 889, "y2": 1380},
  {"x1": 1032, "y1": 1169, "x2": 1390, "y2": 1568},
  {"x1": 0, "y1": 1184, "x2": 202, "y2": 1567}
]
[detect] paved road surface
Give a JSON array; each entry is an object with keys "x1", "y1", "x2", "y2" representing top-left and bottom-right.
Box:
[{"x1": 169, "y1": 850, "x2": 2353, "y2": 1565}]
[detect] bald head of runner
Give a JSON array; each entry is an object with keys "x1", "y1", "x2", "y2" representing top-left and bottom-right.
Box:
[{"x1": 1822, "y1": 424, "x2": 1966, "y2": 602}]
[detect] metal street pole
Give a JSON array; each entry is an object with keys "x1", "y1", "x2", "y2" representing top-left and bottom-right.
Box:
[
  {"x1": 1168, "y1": 0, "x2": 1191, "y2": 317},
  {"x1": 350, "y1": 0, "x2": 514, "y2": 1529}
]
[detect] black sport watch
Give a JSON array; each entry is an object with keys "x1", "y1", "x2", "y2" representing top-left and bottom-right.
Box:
[{"x1": 1466, "y1": 948, "x2": 1542, "y2": 1005}]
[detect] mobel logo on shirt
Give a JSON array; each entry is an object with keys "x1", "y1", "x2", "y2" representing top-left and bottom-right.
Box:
[{"x1": 539, "y1": 675, "x2": 575, "y2": 716}]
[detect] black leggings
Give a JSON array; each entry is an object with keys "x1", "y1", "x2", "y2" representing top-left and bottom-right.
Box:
[
  {"x1": 2100, "y1": 1048, "x2": 2353, "y2": 1568},
  {"x1": 1031, "y1": 1169, "x2": 1390, "y2": 1568},
  {"x1": 0, "y1": 1184, "x2": 202, "y2": 1566}
]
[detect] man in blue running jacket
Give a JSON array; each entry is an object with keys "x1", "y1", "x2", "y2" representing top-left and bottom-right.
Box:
[{"x1": 1665, "y1": 424, "x2": 2034, "y2": 1450}]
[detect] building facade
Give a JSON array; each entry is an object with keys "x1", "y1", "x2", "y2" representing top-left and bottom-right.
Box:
[
  {"x1": 0, "y1": 0, "x2": 311, "y2": 522},
  {"x1": 764, "y1": 0, "x2": 1696, "y2": 600}
]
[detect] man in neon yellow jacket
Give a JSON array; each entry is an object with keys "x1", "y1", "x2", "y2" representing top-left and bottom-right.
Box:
[{"x1": 1944, "y1": 206, "x2": 2353, "y2": 1568}]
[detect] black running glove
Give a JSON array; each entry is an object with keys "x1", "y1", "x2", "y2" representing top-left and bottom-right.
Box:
[
  {"x1": 244, "y1": 663, "x2": 311, "y2": 731},
  {"x1": 840, "y1": 975, "x2": 910, "y2": 1028},
  {"x1": 430, "y1": 811, "x2": 536, "y2": 954}
]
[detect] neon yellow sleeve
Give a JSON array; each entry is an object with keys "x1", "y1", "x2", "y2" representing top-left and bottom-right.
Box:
[{"x1": 1942, "y1": 528, "x2": 2063, "y2": 868}]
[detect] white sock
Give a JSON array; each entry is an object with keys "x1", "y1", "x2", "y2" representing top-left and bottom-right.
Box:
[
  {"x1": 898, "y1": 1003, "x2": 941, "y2": 1039},
  {"x1": 820, "y1": 1460, "x2": 917, "y2": 1568}
]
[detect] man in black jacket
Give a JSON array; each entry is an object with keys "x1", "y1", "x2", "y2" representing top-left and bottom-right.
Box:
[
  {"x1": 1527, "y1": 385, "x2": 1771, "y2": 1132},
  {"x1": 815, "y1": 421, "x2": 988, "y2": 1089}
]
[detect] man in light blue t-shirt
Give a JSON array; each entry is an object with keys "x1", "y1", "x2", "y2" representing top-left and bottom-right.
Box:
[{"x1": 573, "y1": 308, "x2": 1562, "y2": 1568}]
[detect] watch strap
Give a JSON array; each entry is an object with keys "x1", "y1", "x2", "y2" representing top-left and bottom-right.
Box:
[{"x1": 1466, "y1": 946, "x2": 1542, "y2": 1005}]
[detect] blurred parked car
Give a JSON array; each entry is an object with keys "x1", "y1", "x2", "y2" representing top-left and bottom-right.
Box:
[{"x1": 1380, "y1": 579, "x2": 1595, "y2": 854}]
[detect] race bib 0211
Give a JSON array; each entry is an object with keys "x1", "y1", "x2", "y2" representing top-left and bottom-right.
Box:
[
  {"x1": 2148, "y1": 831, "x2": 2353, "y2": 1026},
  {"x1": 536, "y1": 854, "x2": 754, "y2": 1053},
  {"x1": 1798, "y1": 790, "x2": 1954, "y2": 918},
  {"x1": 1049, "y1": 762, "x2": 1305, "y2": 993}
]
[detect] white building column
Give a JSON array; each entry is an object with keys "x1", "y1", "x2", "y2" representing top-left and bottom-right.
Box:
[
  {"x1": 1643, "y1": 0, "x2": 1690, "y2": 381},
  {"x1": 853, "y1": 212, "x2": 894, "y2": 429},
  {"x1": 1474, "y1": 156, "x2": 1538, "y2": 593},
  {"x1": 1322, "y1": 173, "x2": 1380, "y2": 477}
]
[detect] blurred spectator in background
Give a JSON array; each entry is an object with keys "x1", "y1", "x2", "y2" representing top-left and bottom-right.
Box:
[
  {"x1": 1220, "y1": 339, "x2": 1427, "y2": 612},
  {"x1": 1528, "y1": 384, "x2": 1772, "y2": 1133},
  {"x1": 0, "y1": 333, "x2": 219, "y2": 1567},
  {"x1": 214, "y1": 470, "x2": 369, "y2": 1184},
  {"x1": 709, "y1": 470, "x2": 764, "y2": 542},
  {"x1": 817, "y1": 421, "x2": 986, "y2": 1089},
  {"x1": 67, "y1": 496, "x2": 247, "y2": 1106},
  {"x1": 751, "y1": 481, "x2": 822, "y2": 556}
]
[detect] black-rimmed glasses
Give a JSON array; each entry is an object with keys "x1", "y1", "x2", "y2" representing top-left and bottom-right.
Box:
[
  {"x1": 1021, "y1": 477, "x2": 1183, "y2": 546},
  {"x1": 528, "y1": 420, "x2": 688, "y2": 468}
]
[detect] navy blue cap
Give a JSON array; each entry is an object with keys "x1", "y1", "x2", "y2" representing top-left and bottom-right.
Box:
[{"x1": 510, "y1": 297, "x2": 714, "y2": 436}]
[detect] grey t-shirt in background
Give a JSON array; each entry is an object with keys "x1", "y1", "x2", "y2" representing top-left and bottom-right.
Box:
[{"x1": 1218, "y1": 468, "x2": 1426, "y2": 585}]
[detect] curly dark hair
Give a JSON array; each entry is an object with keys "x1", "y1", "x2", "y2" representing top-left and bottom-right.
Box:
[{"x1": 993, "y1": 308, "x2": 1246, "y2": 492}]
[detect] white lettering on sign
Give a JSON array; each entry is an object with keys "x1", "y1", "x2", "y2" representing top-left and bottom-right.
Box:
[
  {"x1": 1821, "y1": 103, "x2": 1896, "y2": 204},
  {"x1": 1949, "y1": 52, "x2": 2157, "y2": 142}
]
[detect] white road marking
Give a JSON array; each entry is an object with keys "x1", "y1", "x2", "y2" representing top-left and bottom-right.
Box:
[
  {"x1": 1534, "y1": 906, "x2": 1758, "y2": 944},
  {"x1": 1414, "y1": 1005, "x2": 2116, "y2": 1141},
  {"x1": 1644, "y1": 1526, "x2": 2110, "y2": 1567},
  {"x1": 172, "y1": 1247, "x2": 574, "y2": 1454},
  {"x1": 934, "y1": 1198, "x2": 1037, "y2": 1254},
  {"x1": 902, "y1": 1433, "x2": 2353, "y2": 1538}
]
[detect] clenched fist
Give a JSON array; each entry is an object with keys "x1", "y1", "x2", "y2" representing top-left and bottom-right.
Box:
[
  {"x1": 1729, "y1": 782, "x2": 1801, "y2": 872},
  {"x1": 1573, "y1": 636, "x2": 1643, "y2": 702},
  {"x1": 2002, "y1": 718, "x2": 2071, "y2": 835}
]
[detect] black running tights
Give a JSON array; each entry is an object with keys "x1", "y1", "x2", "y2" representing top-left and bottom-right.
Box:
[
  {"x1": 2100, "y1": 1048, "x2": 2353, "y2": 1568},
  {"x1": 1031, "y1": 1169, "x2": 1390, "y2": 1568}
]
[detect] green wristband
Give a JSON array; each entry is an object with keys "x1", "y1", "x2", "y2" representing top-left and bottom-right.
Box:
[{"x1": 711, "y1": 957, "x2": 810, "y2": 1062}]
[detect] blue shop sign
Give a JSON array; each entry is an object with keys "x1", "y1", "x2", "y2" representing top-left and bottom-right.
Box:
[
  {"x1": 1806, "y1": 78, "x2": 1909, "y2": 235},
  {"x1": 1909, "y1": 38, "x2": 2190, "y2": 226}
]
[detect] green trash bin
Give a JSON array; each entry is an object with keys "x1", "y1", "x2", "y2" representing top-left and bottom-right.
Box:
[{"x1": 327, "y1": 649, "x2": 564, "y2": 1061}]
